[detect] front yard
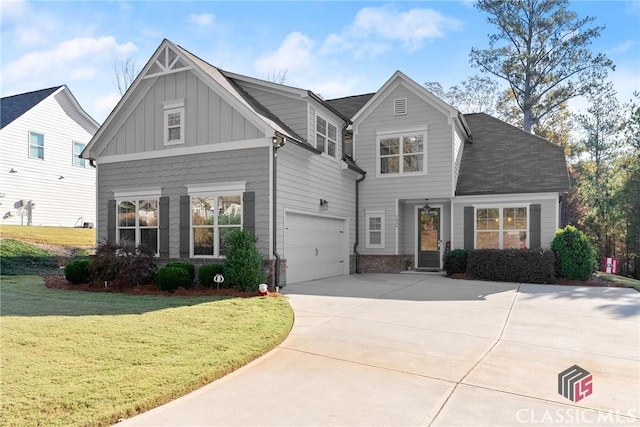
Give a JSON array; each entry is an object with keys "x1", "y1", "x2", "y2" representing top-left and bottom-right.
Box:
[{"x1": 0, "y1": 275, "x2": 293, "y2": 427}]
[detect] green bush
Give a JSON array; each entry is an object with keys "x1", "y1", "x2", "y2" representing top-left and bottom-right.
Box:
[
  {"x1": 64, "y1": 259, "x2": 90, "y2": 284},
  {"x1": 224, "y1": 229, "x2": 265, "y2": 292},
  {"x1": 551, "y1": 225, "x2": 597, "y2": 281},
  {"x1": 89, "y1": 242, "x2": 156, "y2": 288},
  {"x1": 164, "y1": 261, "x2": 195, "y2": 286},
  {"x1": 155, "y1": 266, "x2": 191, "y2": 292},
  {"x1": 198, "y1": 264, "x2": 226, "y2": 288},
  {"x1": 467, "y1": 249, "x2": 556, "y2": 284},
  {"x1": 443, "y1": 249, "x2": 468, "y2": 276}
]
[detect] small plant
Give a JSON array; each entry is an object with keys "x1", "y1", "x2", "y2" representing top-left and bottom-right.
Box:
[
  {"x1": 404, "y1": 257, "x2": 413, "y2": 270},
  {"x1": 198, "y1": 264, "x2": 225, "y2": 288},
  {"x1": 224, "y1": 229, "x2": 265, "y2": 292},
  {"x1": 164, "y1": 261, "x2": 195, "y2": 286},
  {"x1": 551, "y1": 225, "x2": 597, "y2": 281},
  {"x1": 443, "y1": 249, "x2": 468, "y2": 276},
  {"x1": 155, "y1": 266, "x2": 191, "y2": 292},
  {"x1": 89, "y1": 242, "x2": 156, "y2": 288},
  {"x1": 64, "y1": 259, "x2": 90, "y2": 284}
]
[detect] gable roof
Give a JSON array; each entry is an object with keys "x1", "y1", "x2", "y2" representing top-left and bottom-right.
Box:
[
  {"x1": 456, "y1": 113, "x2": 569, "y2": 196},
  {"x1": 325, "y1": 94, "x2": 375, "y2": 120},
  {"x1": 1, "y1": 86, "x2": 63, "y2": 129}
]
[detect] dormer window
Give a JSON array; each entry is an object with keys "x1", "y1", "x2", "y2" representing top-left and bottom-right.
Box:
[
  {"x1": 163, "y1": 99, "x2": 185, "y2": 145},
  {"x1": 316, "y1": 116, "x2": 338, "y2": 158}
]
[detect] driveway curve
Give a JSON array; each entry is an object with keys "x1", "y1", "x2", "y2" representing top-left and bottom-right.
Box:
[{"x1": 116, "y1": 273, "x2": 640, "y2": 426}]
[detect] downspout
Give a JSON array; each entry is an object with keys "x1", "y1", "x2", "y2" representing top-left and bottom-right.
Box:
[
  {"x1": 272, "y1": 137, "x2": 284, "y2": 290},
  {"x1": 354, "y1": 173, "x2": 365, "y2": 273}
]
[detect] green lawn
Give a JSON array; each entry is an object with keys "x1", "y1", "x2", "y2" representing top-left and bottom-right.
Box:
[
  {"x1": 0, "y1": 276, "x2": 294, "y2": 427},
  {"x1": 597, "y1": 271, "x2": 640, "y2": 291},
  {"x1": 0, "y1": 225, "x2": 96, "y2": 247}
]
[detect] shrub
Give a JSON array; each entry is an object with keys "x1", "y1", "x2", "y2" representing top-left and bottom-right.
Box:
[
  {"x1": 89, "y1": 242, "x2": 156, "y2": 288},
  {"x1": 467, "y1": 249, "x2": 556, "y2": 284},
  {"x1": 551, "y1": 225, "x2": 597, "y2": 281},
  {"x1": 198, "y1": 264, "x2": 226, "y2": 288},
  {"x1": 64, "y1": 259, "x2": 90, "y2": 284},
  {"x1": 164, "y1": 261, "x2": 195, "y2": 286},
  {"x1": 155, "y1": 266, "x2": 191, "y2": 292},
  {"x1": 224, "y1": 229, "x2": 265, "y2": 292},
  {"x1": 443, "y1": 249, "x2": 468, "y2": 276}
]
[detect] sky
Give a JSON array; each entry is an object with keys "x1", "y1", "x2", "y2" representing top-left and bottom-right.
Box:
[{"x1": 1, "y1": 0, "x2": 639, "y2": 124}]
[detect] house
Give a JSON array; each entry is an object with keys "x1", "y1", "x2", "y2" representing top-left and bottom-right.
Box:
[
  {"x1": 82, "y1": 39, "x2": 569, "y2": 286},
  {"x1": 1, "y1": 86, "x2": 99, "y2": 227}
]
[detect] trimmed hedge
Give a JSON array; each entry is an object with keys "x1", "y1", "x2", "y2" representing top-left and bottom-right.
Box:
[
  {"x1": 443, "y1": 249, "x2": 468, "y2": 276},
  {"x1": 164, "y1": 261, "x2": 195, "y2": 284},
  {"x1": 467, "y1": 249, "x2": 556, "y2": 284},
  {"x1": 64, "y1": 259, "x2": 90, "y2": 284},
  {"x1": 198, "y1": 264, "x2": 226, "y2": 288},
  {"x1": 155, "y1": 266, "x2": 191, "y2": 292},
  {"x1": 551, "y1": 225, "x2": 597, "y2": 281}
]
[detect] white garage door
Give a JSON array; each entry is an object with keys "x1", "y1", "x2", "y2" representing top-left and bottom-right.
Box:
[{"x1": 285, "y1": 213, "x2": 347, "y2": 283}]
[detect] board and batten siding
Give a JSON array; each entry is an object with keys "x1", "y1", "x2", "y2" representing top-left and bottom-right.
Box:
[
  {"x1": 451, "y1": 194, "x2": 560, "y2": 250},
  {"x1": 0, "y1": 92, "x2": 97, "y2": 227},
  {"x1": 96, "y1": 147, "x2": 270, "y2": 258},
  {"x1": 98, "y1": 70, "x2": 264, "y2": 158},
  {"x1": 353, "y1": 84, "x2": 455, "y2": 255}
]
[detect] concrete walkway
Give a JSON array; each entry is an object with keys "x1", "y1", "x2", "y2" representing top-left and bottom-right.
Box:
[{"x1": 116, "y1": 273, "x2": 640, "y2": 426}]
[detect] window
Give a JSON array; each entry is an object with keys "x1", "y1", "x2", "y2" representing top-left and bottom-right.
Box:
[
  {"x1": 163, "y1": 99, "x2": 184, "y2": 145},
  {"x1": 378, "y1": 132, "x2": 425, "y2": 175},
  {"x1": 366, "y1": 210, "x2": 385, "y2": 248},
  {"x1": 116, "y1": 199, "x2": 159, "y2": 254},
  {"x1": 191, "y1": 194, "x2": 242, "y2": 257},
  {"x1": 314, "y1": 112, "x2": 338, "y2": 158},
  {"x1": 29, "y1": 132, "x2": 44, "y2": 159},
  {"x1": 73, "y1": 141, "x2": 86, "y2": 167},
  {"x1": 476, "y1": 206, "x2": 528, "y2": 249}
]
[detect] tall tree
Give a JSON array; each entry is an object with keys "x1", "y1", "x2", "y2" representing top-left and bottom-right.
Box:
[
  {"x1": 425, "y1": 75, "x2": 501, "y2": 115},
  {"x1": 470, "y1": 0, "x2": 614, "y2": 132},
  {"x1": 114, "y1": 57, "x2": 137, "y2": 96}
]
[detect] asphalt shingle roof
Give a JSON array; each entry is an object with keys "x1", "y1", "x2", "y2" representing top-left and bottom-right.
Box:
[
  {"x1": 326, "y1": 94, "x2": 375, "y2": 120},
  {"x1": 457, "y1": 113, "x2": 570, "y2": 195},
  {"x1": 1, "y1": 86, "x2": 62, "y2": 129}
]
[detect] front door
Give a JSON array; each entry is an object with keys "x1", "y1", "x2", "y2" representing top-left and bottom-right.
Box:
[{"x1": 418, "y1": 207, "x2": 440, "y2": 269}]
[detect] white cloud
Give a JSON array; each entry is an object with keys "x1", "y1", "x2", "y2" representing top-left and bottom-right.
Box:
[
  {"x1": 0, "y1": 0, "x2": 30, "y2": 23},
  {"x1": 187, "y1": 13, "x2": 214, "y2": 26},
  {"x1": 93, "y1": 91, "x2": 122, "y2": 123},
  {"x1": 607, "y1": 40, "x2": 637, "y2": 55},
  {"x1": 255, "y1": 32, "x2": 316, "y2": 75}
]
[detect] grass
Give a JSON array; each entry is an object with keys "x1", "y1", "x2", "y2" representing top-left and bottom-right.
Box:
[
  {"x1": 0, "y1": 239, "x2": 60, "y2": 275},
  {"x1": 0, "y1": 276, "x2": 294, "y2": 427},
  {"x1": 0, "y1": 225, "x2": 96, "y2": 247},
  {"x1": 596, "y1": 271, "x2": 640, "y2": 291}
]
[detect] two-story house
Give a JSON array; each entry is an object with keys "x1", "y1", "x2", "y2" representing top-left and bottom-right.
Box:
[
  {"x1": 82, "y1": 39, "x2": 569, "y2": 286},
  {"x1": 1, "y1": 86, "x2": 99, "y2": 227}
]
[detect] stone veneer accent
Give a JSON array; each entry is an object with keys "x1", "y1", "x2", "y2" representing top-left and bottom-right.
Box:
[{"x1": 357, "y1": 255, "x2": 413, "y2": 274}]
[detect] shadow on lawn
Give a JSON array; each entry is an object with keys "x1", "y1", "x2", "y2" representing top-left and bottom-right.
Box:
[{"x1": 0, "y1": 275, "x2": 226, "y2": 317}]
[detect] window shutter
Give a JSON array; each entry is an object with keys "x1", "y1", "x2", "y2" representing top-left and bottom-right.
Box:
[
  {"x1": 159, "y1": 196, "x2": 169, "y2": 258},
  {"x1": 464, "y1": 206, "x2": 474, "y2": 250},
  {"x1": 394, "y1": 98, "x2": 407, "y2": 115},
  {"x1": 107, "y1": 199, "x2": 116, "y2": 244},
  {"x1": 530, "y1": 204, "x2": 541, "y2": 249},
  {"x1": 243, "y1": 191, "x2": 255, "y2": 236},
  {"x1": 179, "y1": 195, "x2": 190, "y2": 258}
]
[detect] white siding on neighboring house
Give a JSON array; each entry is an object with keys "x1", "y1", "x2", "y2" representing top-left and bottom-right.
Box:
[{"x1": 0, "y1": 90, "x2": 97, "y2": 227}]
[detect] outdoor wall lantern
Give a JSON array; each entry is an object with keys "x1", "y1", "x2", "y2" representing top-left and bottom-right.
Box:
[
  {"x1": 423, "y1": 198, "x2": 431, "y2": 212},
  {"x1": 9, "y1": 168, "x2": 17, "y2": 173},
  {"x1": 320, "y1": 199, "x2": 329, "y2": 210}
]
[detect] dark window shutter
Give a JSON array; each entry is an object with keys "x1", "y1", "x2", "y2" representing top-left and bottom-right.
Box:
[
  {"x1": 464, "y1": 206, "x2": 474, "y2": 250},
  {"x1": 179, "y1": 195, "x2": 190, "y2": 258},
  {"x1": 243, "y1": 191, "x2": 255, "y2": 236},
  {"x1": 530, "y1": 204, "x2": 541, "y2": 249},
  {"x1": 107, "y1": 199, "x2": 116, "y2": 244},
  {"x1": 159, "y1": 196, "x2": 169, "y2": 258}
]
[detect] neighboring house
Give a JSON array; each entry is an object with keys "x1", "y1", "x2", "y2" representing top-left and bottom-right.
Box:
[
  {"x1": 82, "y1": 39, "x2": 569, "y2": 286},
  {"x1": 1, "y1": 86, "x2": 99, "y2": 227}
]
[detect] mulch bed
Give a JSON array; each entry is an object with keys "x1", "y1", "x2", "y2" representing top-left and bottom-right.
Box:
[{"x1": 40, "y1": 275, "x2": 273, "y2": 297}]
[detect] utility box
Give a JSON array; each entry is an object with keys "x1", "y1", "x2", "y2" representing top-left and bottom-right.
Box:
[{"x1": 603, "y1": 257, "x2": 618, "y2": 274}]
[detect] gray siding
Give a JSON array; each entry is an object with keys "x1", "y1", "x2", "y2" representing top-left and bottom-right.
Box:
[
  {"x1": 100, "y1": 70, "x2": 264, "y2": 157},
  {"x1": 96, "y1": 147, "x2": 270, "y2": 257}
]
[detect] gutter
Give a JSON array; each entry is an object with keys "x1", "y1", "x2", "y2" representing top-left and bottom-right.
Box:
[{"x1": 354, "y1": 173, "x2": 366, "y2": 273}]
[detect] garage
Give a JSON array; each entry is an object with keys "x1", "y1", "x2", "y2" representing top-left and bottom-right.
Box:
[{"x1": 284, "y1": 212, "x2": 348, "y2": 284}]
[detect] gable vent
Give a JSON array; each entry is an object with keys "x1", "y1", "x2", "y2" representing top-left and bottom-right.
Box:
[{"x1": 394, "y1": 98, "x2": 407, "y2": 116}]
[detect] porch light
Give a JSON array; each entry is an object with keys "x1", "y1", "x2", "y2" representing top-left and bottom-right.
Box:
[
  {"x1": 9, "y1": 168, "x2": 17, "y2": 173},
  {"x1": 320, "y1": 199, "x2": 329, "y2": 210},
  {"x1": 423, "y1": 199, "x2": 431, "y2": 212}
]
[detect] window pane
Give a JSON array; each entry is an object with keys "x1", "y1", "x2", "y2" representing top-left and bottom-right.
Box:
[
  {"x1": 168, "y1": 127, "x2": 181, "y2": 141},
  {"x1": 380, "y1": 138, "x2": 400, "y2": 155},
  {"x1": 140, "y1": 228, "x2": 158, "y2": 253},
  {"x1": 317, "y1": 135, "x2": 325, "y2": 152},
  {"x1": 328, "y1": 123, "x2": 337, "y2": 140},
  {"x1": 370, "y1": 231, "x2": 381, "y2": 245},
  {"x1": 381, "y1": 157, "x2": 399, "y2": 174},
  {"x1": 476, "y1": 208, "x2": 499, "y2": 230},
  {"x1": 119, "y1": 229, "x2": 135, "y2": 246},
  {"x1": 73, "y1": 142, "x2": 86, "y2": 167},
  {"x1": 403, "y1": 136, "x2": 423, "y2": 153},
  {"x1": 192, "y1": 197, "x2": 214, "y2": 225},
  {"x1": 327, "y1": 140, "x2": 336, "y2": 157},
  {"x1": 168, "y1": 112, "x2": 181, "y2": 126},
  {"x1": 369, "y1": 217, "x2": 381, "y2": 231},
  {"x1": 29, "y1": 133, "x2": 44, "y2": 159},
  {"x1": 219, "y1": 227, "x2": 239, "y2": 256},
  {"x1": 218, "y1": 195, "x2": 241, "y2": 225},
  {"x1": 403, "y1": 154, "x2": 423, "y2": 172},
  {"x1": 193, "y1": 227, "x2": 214, "y2": 256},
  {"x1": 139, "y1": 200, "x2": 158, "y2": 226},
  {"x1": 118, "y1": 201, "x2": 136, "y2": 227},
  {"x1": 504, "y1": 231, "x2": 527, "y2": 249},
  {"x1": 316, "y1": 116, "x2": 326, "y2": 134},
  {"x1": 477, "y1": 231, "x2": 499, "y2": 249}
]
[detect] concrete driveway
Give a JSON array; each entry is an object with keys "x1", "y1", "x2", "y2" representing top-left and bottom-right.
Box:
[{"x1": 117, "y1": 273, "x2": 640, "y2": 426}]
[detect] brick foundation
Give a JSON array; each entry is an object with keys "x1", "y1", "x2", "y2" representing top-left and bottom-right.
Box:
[{"x1": 356, "y1": 255, "x2": 414, "y2": 273}]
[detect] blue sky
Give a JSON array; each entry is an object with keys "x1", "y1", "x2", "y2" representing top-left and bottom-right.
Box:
[{"x1": 1, "y1": 0, "x2": 638, "y2": 123}]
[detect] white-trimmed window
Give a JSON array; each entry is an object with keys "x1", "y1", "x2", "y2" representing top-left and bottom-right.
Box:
[
  {"x1": 188, "y1": 182, "x2": 245, "y2": 257},
  {"x1": 378, "y1": 131, "x2": 425, "y2": 176},
  {"x1": 72, "y1": 141, "x2": 86, "y2": 167},
  {"x1": 476, "y1": 206, "x2": 528, "y2": 249},
  {"x1": 29, "y1": 131, "x2": 44, "y2": 159},
  {"x1": 116, "y1": 198, "x2": 159, "y2": 255},
  {"x1": 366, "y1": 209, "x2": 385, "y2": 248},
  {"x1": 310, "y1": 107, "x2": 338, "y2": 158},
  {"x1": 163, "y1": 99, "x2": 185, "y2": 145}
]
